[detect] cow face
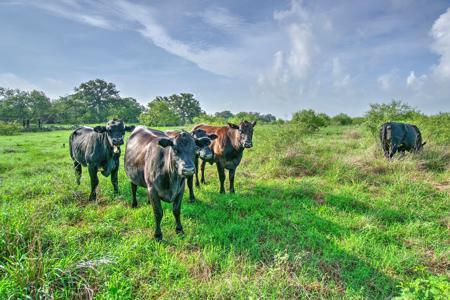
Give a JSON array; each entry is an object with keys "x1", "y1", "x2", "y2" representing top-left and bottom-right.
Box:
[
  {"x1": 94, "y1": 119, "x2": 134, "y2": 154},
  {"x1": 158, "y1": 132, "x2": 210, "y2": 177},
  {"x1": 191, "y1": 129, "x2": 217, "y2": 160},
  {"x1": 228, "y1": 120, "x2": 256, "y2": 148}
]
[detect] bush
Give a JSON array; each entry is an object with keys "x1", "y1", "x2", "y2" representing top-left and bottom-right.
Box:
[
  {"x1": 0, "y1": 121, "x2": 21, "y2": 135},
  {"x1": 413, "y1": 113, "x2": 450, "y2": 145},
  {"x1": 291, "y1": 109, "x2": 329, "y2": 132},
  {"x1": 364, "y1": 100, "x2": 423, "y2": 135},
  {"x1": 332, "y1": 113, "x2": 353, "y2": 125}
]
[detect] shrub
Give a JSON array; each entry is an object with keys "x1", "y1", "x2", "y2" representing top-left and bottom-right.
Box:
[
  {"x1": 291, "y1": 109, "x2": 329, "y2": 132},
  {"x1": 0, "y1": 121, "x2": 21, "y2": 135},
  {"x1": 332, "y1": 113, "x2": 353, "y2": 125},
  {"x1": 364, "y1": 100, "x2": 423, "y2": 135}
]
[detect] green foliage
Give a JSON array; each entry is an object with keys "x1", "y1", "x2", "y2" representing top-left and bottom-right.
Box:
[
  {"x1": 413, "y1": 113, "x2": 450, "y2": 145},
  {"x1": 193, "y1": 113, "x2": 227, "y2": 125},
  {"x1": 352, "y1": 116, "x2": 366, "y2": 125},
  {"x1": 107, "y1": 97, "x2": 145, "y2": 123},
  {"x1": 0, "y1": 121, "x2": 20, "y2": 135},
  {"x1": 140, "y1": 99, "x2": 181, "y2": 126},
  {"x1": 395, "y1": 276, "x2": 450, "y2": 300},
  {"x1": 291, "y1": 109, "x2": 330, "y2": 132},
  {"x1": 332, "y1": 113, "x2": 353, "y2": 125},
  {"x1": 364, "y1": 100, "x2": 423, "y2": 135}
]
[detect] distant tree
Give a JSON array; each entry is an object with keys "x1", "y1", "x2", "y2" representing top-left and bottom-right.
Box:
[
  {"x1": 0, "y1": 88, "x2": 29, "y2": 122},
  {"x1": 28, "y1": 90, "x2": 52, "y2": 124},
  {"x1": 72, "y1": 79, "x2": 120, "y2": 122},
  {"x1": 140, "y1": 99, "x2": 181, "y2": 126},
  {"x1": 215, "y1": 110, "x2": 234, "y2": 119},
  {"x1": 332, "y1": 113, "x2": 353, "y2": 125}
]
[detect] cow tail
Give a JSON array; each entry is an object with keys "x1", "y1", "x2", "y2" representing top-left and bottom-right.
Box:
[
  {"x1": 69, "y1": 128, "x2": 80, "y2": 161},
  {"x1": 414, "y1": 125, "x2": 422, "y2": 151},
  {"x1": 380, "y1": 123, "x2": 388, "y2": 155}
]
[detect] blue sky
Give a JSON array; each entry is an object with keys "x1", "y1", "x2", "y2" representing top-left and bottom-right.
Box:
[{"x1": 1, "y1": 0, "x2": 450, "y2": 118}]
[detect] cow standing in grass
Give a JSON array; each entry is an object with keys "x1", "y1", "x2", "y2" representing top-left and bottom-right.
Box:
[
  {"x1": 69, "y1": 119, "x2": 134, "y2": 200},
  {"x1": 379, "y1": 122, "x2": 426, "y2": 158},
  {"x1": 166, "y1": 128, "x2": 217, "y2": 203},
  {"x1": 124, "y1": 126, "x2": 210, "y2": 240},
  {"x1": 193, "y1": 121, "x2": 256, "y2": 194}
]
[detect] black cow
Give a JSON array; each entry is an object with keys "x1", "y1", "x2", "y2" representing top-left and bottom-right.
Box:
[
  {"x1": 380, "y1": 122, "x2": 426, "y2": 158},
  {"x1": 194, "y1": 120, "x2": 256, "y2": 194},
  {"x1": 166, "y1": 128, "x2": 217, "y2": 202},
  {"x1": 124, "y1": 126, "x2": 210, "y2": 240},
  {"x1": 69, "y1": 119, "x2": 134, "y2": 200}
]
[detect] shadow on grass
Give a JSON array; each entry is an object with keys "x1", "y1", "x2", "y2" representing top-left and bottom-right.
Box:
[{"x1": 181, "y1": 181, "x2": 399, "y2": 298}]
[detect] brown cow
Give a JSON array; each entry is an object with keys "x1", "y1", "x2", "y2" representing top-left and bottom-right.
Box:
[{"x1": 193, "y1": 120, "x2": 256, "y2": 194}]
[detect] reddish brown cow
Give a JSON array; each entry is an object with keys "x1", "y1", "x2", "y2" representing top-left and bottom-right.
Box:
[{"x1": 193, "y1": 121, "x2": 256, "y2": 194}]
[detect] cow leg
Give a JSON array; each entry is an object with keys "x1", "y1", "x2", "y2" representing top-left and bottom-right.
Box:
[
  {"x1": 73, "y1": 161, "x2": 82, "y2": 185},
  {"x1": 229, "y1": 168, "x2": 236, "y2": 194},
  {"x1": 200, "y1": 159, "x2": 207, "y2": 184},
  {"x1": 217, "y1": 163, "x2": 226, "y2": 194},
  {"x1": 389, "y1": 144, "x2": 398, "y2": 159},
  {"x1": 131, "y1": 182, "x2": 138, "y2": 208},
  {"x1": 194, "y1": 156, "x2": 200, "y2": 187},
  {"x1": 187, "y1": 175, "x2": 195, "y2": 203},
  {"x1": 88, "y1": 166, "x2": 99, "y2": 201},
  {"x1": 173, "y1": 192, "x2": 184, "y2": 235},
  {"x1": 111, "y1": 158, "x2": 119, "y2": 194},
  {"x1": 148, "y1": 187, "x2": 163, "y2": 241}
]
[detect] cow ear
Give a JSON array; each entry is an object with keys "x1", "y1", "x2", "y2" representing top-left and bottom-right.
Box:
[
  {"x1": 251, "y1": 120, "x2": 257, "y2": 127},
  {"x1": 195, "y1": 137, "x2": 211, "y2": 147},
  {"x1": 158, "y1": 138, "x2": 174, "y2": 148},
  {"x1": 422, "y1": 142, "x2": 426, "y2": 147},
  {"x1": 125, "y1": 125, "x2": 135, "y2": 132},
  {"x1": 94, "y1": 126, "x2": 106, "y2": 133},
  {"x1": 228, "y1": 122, "x2": 239, "y2": 129},
  {"x1": 208, "y1": 133, "x2": 218, "y2": 140}
]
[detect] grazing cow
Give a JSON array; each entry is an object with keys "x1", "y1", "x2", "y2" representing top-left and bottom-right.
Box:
[
  {"x1": 194, "y1": 120, "x2": 256, "y2": 194},
  {"x1": 379, "y1": 122, "x2": 426, "y2": 158},
  {"x1": 69, "y1": 119, "x2": 134, "y2": 200},
  {"x1": 167, "y1": 129, "x2": 217, "y2": 202},
  {"x1": 124, "y1": 126, "x2": 210, "y2": 240}
]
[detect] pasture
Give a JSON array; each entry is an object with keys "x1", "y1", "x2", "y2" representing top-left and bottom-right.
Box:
[{"x1": 0, "y1": 124, "x2": 449, "y2": 299}]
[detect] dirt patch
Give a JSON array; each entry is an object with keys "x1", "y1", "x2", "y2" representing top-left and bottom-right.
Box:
[{"x1": 343, "y1": 130, "x2": 362, "y2": 140}]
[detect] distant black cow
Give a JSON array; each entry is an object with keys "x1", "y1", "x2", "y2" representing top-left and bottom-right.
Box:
[
  {"x1": 379, "y1": 122, "x2": 426, "y2": 158},
  {"x1": 194, "y1": 120, "x2": 256, "y2": 194},
  {"x1": 69, "y1": 119, "x2": 134, "y2": 200},
  {"x1": 166, "y1": 128, "x2": 217, "y2": 202},
  {"x1": 124, "y1": 126, "x2": 210, "y2": 240}
]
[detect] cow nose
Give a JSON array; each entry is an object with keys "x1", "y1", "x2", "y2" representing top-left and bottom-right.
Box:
[
  {"x1": 182, "y1": 166, "x2": 195, "y2": 176},
  {"x1": 113, "y1": 138, "x2": 124, "y2": 145},
  {"x1": 244, "y1": 142, "x2": 253, "y2": 148}
]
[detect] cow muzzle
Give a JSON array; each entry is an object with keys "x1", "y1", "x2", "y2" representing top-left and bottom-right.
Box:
[
  {"x1": 113, "y1": 145, "x2": 120, "y2": 154},
  {"x1": 182, "y1": 166, "x2": 195, "y2": 176},
  {"x1": 244, "y1": 142, "x2": 253, "y2": 148}
]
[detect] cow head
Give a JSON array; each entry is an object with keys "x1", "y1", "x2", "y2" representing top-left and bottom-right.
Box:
[
  {"x1": 228, "y1": 120, "x2": 256, "y2": 148},
  {"x1": 157, "y1": 132, "x2": 210, "y2": 177},
  {"x1": 94, "y1": 119, "x2": 135, "y2": 154},
  {"x1": 191, "y1": 128, "x2": 217, "y2": 160}
]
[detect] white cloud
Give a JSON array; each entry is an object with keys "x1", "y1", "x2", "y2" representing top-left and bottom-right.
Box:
[
  {"x1": 332, "y1": 57, "x2": 351, "y2": 88},
  {"x1": 273, "y1": 0, "x2": 308, "y2": 22},
  {"x1": 377, "y1": 70, "x2": 399, "y2": 90},
  {"x1": 201, "y1": 7, "x2": 243, "y2": 31},
  {"x1": 406, "y1": 71, "x2": 427, "y2": 89},
  {"x1": 431, "y1": 7, "x2": 450, "y2": 78}
]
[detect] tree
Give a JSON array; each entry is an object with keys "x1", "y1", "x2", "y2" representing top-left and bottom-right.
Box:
[
  {"x1": 140, "y1": 99, "x2": 181, "y2": 126},
  {"x1": 107, "y1": 97, "x2": 144, "y2": 122},
  {"x1": 73, "y1": 79, "x2": 120, "y2": 122},
  {"x1": 215, "y1": 110, "x2": 234, "y2": 119},
  {"x1": 28, "y1": 90, "x2": 51, "y2": 124},
  {"x1": 166, "y1": 93, "x2": 202, "y2": 124}
]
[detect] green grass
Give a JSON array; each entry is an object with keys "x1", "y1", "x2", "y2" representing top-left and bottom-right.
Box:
[{"x1": 0, "y1": 125, "x2": 449, "y2": 299}]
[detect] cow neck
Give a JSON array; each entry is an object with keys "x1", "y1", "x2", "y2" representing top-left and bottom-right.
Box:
[
  {"x1": 228, "y1": 128, "x2": 243, "y2": 151},
  {"x1": 99, "y1": 132, "x2": 114, "y2": 158}
]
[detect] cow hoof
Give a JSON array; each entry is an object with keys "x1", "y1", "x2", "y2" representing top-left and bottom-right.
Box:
[
  {"x1": 176, "y1": 228, "x2": 184, "y2": 235},
  {"x1": 220, "y1": 190, "x2": 225, "y2": 194},
  {"x1": 132, "y1": 203, "x2": 138, "y2": 208},
  {"x1": 89, "y1": 194, "x2": 96, "y2": 201},
  {"x1": 154, "y1": 234, "x2": 163, "y2": 241},
  {"x1": 230, "y1": 190, "x2": 235, "y2": 194},
  {"x1": 189, "y1": 198, "x2": 195, "y2": 203}
]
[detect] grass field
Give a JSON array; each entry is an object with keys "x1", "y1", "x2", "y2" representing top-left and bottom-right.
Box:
[{"x1": 0, "y1": 125, "x2": 449, "y2": 299}]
